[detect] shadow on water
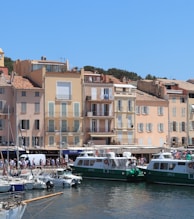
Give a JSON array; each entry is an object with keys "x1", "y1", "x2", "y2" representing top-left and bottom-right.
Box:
[{"x1": 22, "y1": 180, "x2": 194, "y2": 219}]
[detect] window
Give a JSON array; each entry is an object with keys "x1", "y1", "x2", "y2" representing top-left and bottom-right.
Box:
[
  {"x1": 91, "y1": 119, "x2": 97, "y2": 132},
  {"x1": 189, "y1": 93, "x2": 194, "y2": 98},
  {"x1": 61, "y1": 136, "x2": 67, "y2": 146},
  {"x1": 146, "y1": 123, "x2": 152, "y2": 132},
  {"x1": 74, "y1": 120, "x2": 80, "y2": 132},
  {"x1": 158, "y1": 107, "x2": 163, "y2": 115},
  {"x1": 21, "y1": 91, "x2": 26, "y2": 96},
  {"x1": 32, "y1": 136, "x2": 43, "y2": 146},
  {"x1": 172, "y1": 121, "x2": 177, "y2": 131},
  {"x1": 48, "y1": 102, "x2": 54, "y2": 117},
  {"x1": 0, "y1": 88, "x2": 5, "y2": 94},
  {"x1": 160, "y1": 163, "x2": 168, "y2": 170},
  {"x1": 61, "y1": 120, "x2": 67, "y2": 132},
  {"x1": 172, "y1": 97, "x2": 176, "y2": 103},
  {"x1": 104, "y1": 104, "x2": 109, "y2": 116},
  {"x1": 182, "y1": 137, "x2": 186, "y2": 145},
  {"x1": 180, "y1": 97, "x2": 185, "y2": 103},
  {"x1": 56, "y1": 81, "x2": 71, "y2": 100},
  {"x1": 35, "y1": 102, "x2": 40, "y2": 114},
  {"x1": 158, "y1": 123, "x2": 164, "y2": 132},
  {"x1": 35, "y1": 120, "x2": 40, "y2": 130},
  {"x1": 49, "y1": 136, "x2": 54, "y2": 146},
  {"x1": 61, "y1": 103, "x2": 67, "y2": 116},
  {"x1": 153, "y1": 163, "x2": 159, "y2": 169},
  {"x1": 48, "y1": 120, "x2": 54, "y2": 132},
  {"x1": 0, "y1": 119, "x2": 4, "y2": 130},
  {"x1": 128, "y1": 131, "x2": 133, "y2": 144},
  {"x1": 172, "y1": 107, "x2": 176, "y2": 117},
  {"x1": 74, "y1": 136, "x2": 80, "y2": 145},
  {"x1": 138, "y1": 123, "x2": 144, "y2": 132},
  {"x1": 19, "y1": 136, "x2": 29, "y2": 147},
  {"x1": 190, "y1": 121, "x2": 194, "y2": 131},
  {"x1": 136, "y1": 106, "x2": 140, "y2": 114},
  {"x1": 102, "y1": 88, "x2": 109, "y2": 100},
  {"x1": 117, "y1": 115, "x2": 122, "y2": 128},
  {"x1": 21, "y1": 102, "x2": 26, "y2": 114},
  {"x1": 169, "y1": 163, "x2": 176, "y2": 170},
  {"x1": 0, "y1": 101, "x2": 4, "y2": 111},
  {"x1": 142, "y1": 106, "x2": 149, "y2": 114},
  {"x1": 35, "y1": 92, "x2": 39, "y2": 97},
  {"x1": 181, "y1": 108, "x2": 186, "y2": 117},
  {"x1": 74, "y1": 103, "x2": 80, "y2": 117},
  {"x1": 181, "y1": 122, "x2": 186, "y2": 132},
  {"x1": 20, "y1": 120, "x2": 30, "y2": 130},
  {"x1": 127, "y1": 115, "x2": 133, "y2": 128},
  {"x1": 118, "y1": 100, "x2": 122, "y2": 111},
  {"x1": 128, "y1": 100, "x2": 132, "y2": 111}
]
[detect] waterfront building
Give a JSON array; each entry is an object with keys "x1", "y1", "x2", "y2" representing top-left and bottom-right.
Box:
[
  {"x1": 137, "y1": 79, "x2": 194, "y2": 148},
  {"x1": 0, "y1": 49, "x2": 44, "y2": 154},
  {"x1": 113, "y1": 81, "x2": 136, "y2": 145},
  {"x1": 14, "y1": 57, "x2": 84, "y2": 157},
  {"x1": 82, "y1": 71, "x2": 115, "y2": 145},
  {"x1": 136, "y1": 89, "x2": 168, "y2": 147},
  {"x1": 11, "y1": 74, "x2": 44, "y2": 151}
]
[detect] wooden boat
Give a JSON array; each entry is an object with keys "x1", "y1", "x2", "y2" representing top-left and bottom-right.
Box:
[
  {"x1": 73, "y1": 151, "x2": 144, "y2": 182},
  {"x1": 139, "y1": 152, "x2": 194, "y2": 186}
]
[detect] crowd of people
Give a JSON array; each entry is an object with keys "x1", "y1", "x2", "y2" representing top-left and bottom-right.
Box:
[{"x1": 0, "y1": 157, "x2": 73, "y2": 170}]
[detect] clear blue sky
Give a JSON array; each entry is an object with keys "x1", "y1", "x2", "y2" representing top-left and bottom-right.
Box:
[{"x1": 1, "y1": 0, "x2": 194, "y2": 80}]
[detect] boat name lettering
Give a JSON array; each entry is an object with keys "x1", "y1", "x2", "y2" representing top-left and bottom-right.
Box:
[{"x1": 167, "y1": 173, "x2": 175, "y2": 177}]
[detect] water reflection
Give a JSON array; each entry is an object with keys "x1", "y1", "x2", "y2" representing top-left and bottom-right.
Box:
[{"x1": 23, "y1": 180, "x2": 194, "y2": 219}]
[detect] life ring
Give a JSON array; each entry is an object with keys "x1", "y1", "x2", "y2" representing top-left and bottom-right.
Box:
[
  {"x1": 104, "y1": 159, "x2": 109, "y2": 165},
  {"x1": 188, "y1": 163, "x2": 193, "y2": 168}
]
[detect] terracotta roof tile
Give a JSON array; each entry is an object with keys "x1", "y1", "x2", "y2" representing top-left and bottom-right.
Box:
[{"x1": 12, "y1": 76, "x2": 35, "y2": 89}]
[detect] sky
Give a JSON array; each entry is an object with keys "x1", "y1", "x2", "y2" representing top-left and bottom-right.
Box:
[{"x1": 1, "y1": 0, "x2": 194, "y2": 80}]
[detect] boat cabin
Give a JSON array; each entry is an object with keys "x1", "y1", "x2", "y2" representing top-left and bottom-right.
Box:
[{"x1": 152, "y1": 152, "x2": 173, "y2": 159}]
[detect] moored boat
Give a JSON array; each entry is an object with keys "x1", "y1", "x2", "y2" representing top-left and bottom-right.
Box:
[
  {"x1": 0, "y1": 179, "x2": 11, "y2": 193},
  {"x1": 0, "y1": 195, "x2": 27, "y2": 219},
  {"x1": 73, "y1": 151, "x2": 144, "y2": 182},
  {"x1": 139, "y1": 153, "x2": 194, "y2": 186}
]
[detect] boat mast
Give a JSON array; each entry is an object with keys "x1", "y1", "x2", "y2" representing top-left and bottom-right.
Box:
[{"x1": 7, "y1": 105, "x2": 10, "y2": 166}]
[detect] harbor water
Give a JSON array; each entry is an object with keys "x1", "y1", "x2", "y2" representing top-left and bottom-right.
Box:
[{"x1": 20, "y1": 180, "x2": 194, "y2": 219}]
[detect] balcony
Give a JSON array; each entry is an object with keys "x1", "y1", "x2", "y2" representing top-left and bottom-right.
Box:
[
  {"x1": 55, "y1": 94, "x2": 72, "y2": 101},
  {"x1": 86, "y1": 95, "x2": 114, "y2": 102},
  {"x1": 86, "y1": 111, "x2": 113, "y2": 118}
]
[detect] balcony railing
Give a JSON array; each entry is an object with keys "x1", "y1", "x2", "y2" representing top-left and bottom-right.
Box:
[
  {"x1": 86, "y1": 111, "x2": 113, "y2": 117},
  {"x1": 56, "y1": 94, "x2": 72, "y2": 100}
]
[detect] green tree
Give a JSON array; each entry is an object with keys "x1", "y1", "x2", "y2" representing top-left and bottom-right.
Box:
[{"x1": 4, "y1": 57, "x2": 14, "y2": 74}]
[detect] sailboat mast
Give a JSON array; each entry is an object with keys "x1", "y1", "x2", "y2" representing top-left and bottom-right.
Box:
[{"x1": 7, "y1": 105, "x2": 9, "y2": 164}]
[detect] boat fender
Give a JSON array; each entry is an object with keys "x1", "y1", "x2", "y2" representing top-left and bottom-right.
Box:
[
  {"x1": 46, "y1": 181, "x2": 54, "y2": 190},
  {"x1": 104, "y1": 159, "x2": 109, "y2": 165}
]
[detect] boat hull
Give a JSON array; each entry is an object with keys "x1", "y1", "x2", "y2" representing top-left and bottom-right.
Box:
[
  {"x1": 144, "y1": 170, "x2": 194, "y2": 186},
  {"x1": 9, "y1": 183, "x2": 25, "y2": 192},
  {"x1": 73, "y1": 167, "x2": 144, "y2": 182}
]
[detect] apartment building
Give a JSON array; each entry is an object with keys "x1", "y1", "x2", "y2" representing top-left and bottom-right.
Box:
[
  {"x1": 136, "y1": 89, "x2": 168, "y2": 147},
  {"x1": 0, "y1": 49, "x2": 44, "y2": 152},
  {"x1": 11, "y1": 74, "x2": 44, "y2": 150},
  {"x1": 82, "y1": 71, "x2": 115, "y2": 145},
  {"x1": 114, "y1": 83, "x2": 136, "y2": 145},
  {"x1": 138, "y1": 79, "x2": 194, "y2": 147},
  {"x1": 14, "y1": 57, "x2": 83, "y2": 156}
]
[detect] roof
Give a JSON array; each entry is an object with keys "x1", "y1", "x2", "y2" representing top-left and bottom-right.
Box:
[
  {"x1": 158, "y1": 79, "x2": 194, "y2": 91},
  {"x1": 12, "y1": 76, "x2": 38, "y2": 89},
  {"x1": 136, "y1": 89, "x2": 167, "y2": 102}
]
